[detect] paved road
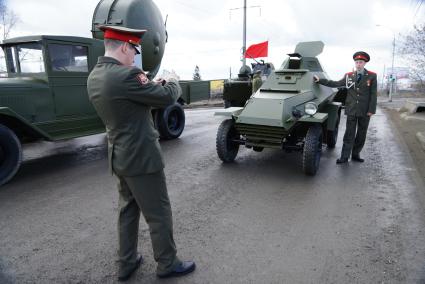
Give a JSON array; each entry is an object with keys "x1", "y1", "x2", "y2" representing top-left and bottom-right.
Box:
[{"x1": 1, "y1": 107, "x2": 425, "y2": 283}]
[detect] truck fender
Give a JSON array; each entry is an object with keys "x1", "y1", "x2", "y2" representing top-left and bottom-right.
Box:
[{"x1": 0, "y1": 107, "x2": 51, "y2": 141}]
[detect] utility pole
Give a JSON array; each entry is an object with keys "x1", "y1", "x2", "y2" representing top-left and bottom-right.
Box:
[
  {"x1": 242, "y1": 0, "x2": 247, "y2": 68},
  {"x1": 390, "y1": 34, "x2": 395, "y2": 102},
  {"x1": 229, "y1": 1, "x2": 261, "y2": 69},
  {"x1": 381, "y1": 64, "x2": 386, "y2": 91},
  {"x1": 376, "y1": 24, "x2": 396, "y2": 102}
]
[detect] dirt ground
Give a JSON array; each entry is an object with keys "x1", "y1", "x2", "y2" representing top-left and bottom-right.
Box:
[{"x1": 2, "y1": 103, "x2": 425, "y2": 283}]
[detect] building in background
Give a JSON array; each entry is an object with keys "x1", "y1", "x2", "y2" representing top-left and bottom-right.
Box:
[{"x1": 382, "y1": 67, "x2": 413, "y2": 91}]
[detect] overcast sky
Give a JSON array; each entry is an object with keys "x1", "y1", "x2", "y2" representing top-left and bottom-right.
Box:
[{"x1": 8, "y1": 0, "x2": 425, "y2": 80}]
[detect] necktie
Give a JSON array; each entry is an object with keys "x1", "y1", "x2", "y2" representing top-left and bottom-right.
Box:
[{"x1": 357, "y1": 73, "x2": 362, "y2": 83}]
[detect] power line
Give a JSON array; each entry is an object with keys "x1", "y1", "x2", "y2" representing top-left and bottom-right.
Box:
[
  {"x1": 167, "y1": 47, "x2": 239, "y2": 56},
  {"x1": 172, "y1": 0, "x2": 214, "y2": 16}
]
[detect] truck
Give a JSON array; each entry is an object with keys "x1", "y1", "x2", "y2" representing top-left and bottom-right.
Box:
[
  {"x1": 0, "y1": 0, "x2": 209, "y2": 186},
  {"x1": 223, "y1": 60, "x2": 275, "y2": 108}
]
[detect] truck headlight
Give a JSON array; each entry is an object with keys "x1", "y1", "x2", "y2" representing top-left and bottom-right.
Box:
[{"x1": 305, "y1": 102, "x2": 318, "y2": 116}]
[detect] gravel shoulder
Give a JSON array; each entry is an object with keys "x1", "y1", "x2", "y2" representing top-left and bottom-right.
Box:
[{"x1": 381, "y1": 103, "x2": 425, "y2": 186}]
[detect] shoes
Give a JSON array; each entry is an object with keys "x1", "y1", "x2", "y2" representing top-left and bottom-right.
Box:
[
  {"x1": 157, "y1": 261, "x2": 196, "y2": 278},
  {"x1": 118, "y1": 256, "x2": 143, "y2": 282},
  {"x1": 336, "y1": 158, "x2": 348, "y2": 164},
  {"x1": 351, "y1": 155, "x2": 364, "y2": 162}
]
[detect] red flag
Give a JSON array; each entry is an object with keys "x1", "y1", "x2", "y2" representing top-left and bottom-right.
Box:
[{"x1": 244, "y1": 41, "x2": 268, "y2": 58}]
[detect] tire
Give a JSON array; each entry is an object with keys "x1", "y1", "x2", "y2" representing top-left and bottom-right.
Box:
[
  {"x1": 0, "y1": 124, "x2": 22, "y2": 186},
  {"x1": 302, "y1": 124, "x2": 323, "y2": 176},
  {"x1": 216, "y1": 119, "x2": 240, "y2": 162},
  {"x1": 156, "y1": 103, "x2": 185, "y2": 140},
  {"x1": 326, "y1": 113, "x2": 340, "y2": 149}
]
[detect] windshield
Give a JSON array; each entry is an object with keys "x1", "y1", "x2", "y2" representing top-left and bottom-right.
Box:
[
  {"x1": 4, "y1": 42, "x2": 45, "y2": 74},
  {"x1": 0, "y1": 48, "x2": 6, "y2": 77}
]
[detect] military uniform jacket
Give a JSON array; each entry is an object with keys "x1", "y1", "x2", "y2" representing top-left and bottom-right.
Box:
[
  {"x1": 318, "y1": 69, "x2": 377, "y2": 116},
  {"x1": 87, "y1": 56, "x2": 181, "y2": 176}
]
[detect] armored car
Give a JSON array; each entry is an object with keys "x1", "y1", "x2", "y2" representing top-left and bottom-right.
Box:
[{"x1": 215, "y1": 41, "x2": 342, "y2": 175}]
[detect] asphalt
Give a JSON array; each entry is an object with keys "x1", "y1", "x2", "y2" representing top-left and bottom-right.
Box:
[{"x1": 1, "y1": 107, "x2": 425, "y2": 283}]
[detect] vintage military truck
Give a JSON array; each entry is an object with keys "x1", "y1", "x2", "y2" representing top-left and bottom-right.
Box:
[
  {"x1": 0, "y1": 0, "x2": 209, "y2": 186},
  {"x1": 223, "y1": 60, "x2": 275, "y2": 108},
  {"x1": 215, "y1": 41, "x2": 342, "y2": 175}
]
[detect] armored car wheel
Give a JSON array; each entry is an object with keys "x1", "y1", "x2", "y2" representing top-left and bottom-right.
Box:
[
  {"x1": 156, "y1": 103, "x2": 185, "y2": 140},
  {"x1": 302, "y1": 124, "x2": 323, "y2": 176},
  {"x1": 216, "y1": 119, "x2": 240, "y2": 162},
  {"x1": 326, "y1": 113, "x2": 340, "y2": 149},
  {"x1": 0, "y1": 124, "x2": 22, "y2": 186}
]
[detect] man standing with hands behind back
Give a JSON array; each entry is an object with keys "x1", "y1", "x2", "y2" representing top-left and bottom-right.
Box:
[
  {"x1": 87, "y1": 25, "x2": 195, "y2": 281},
  {"x1": 314, "y1": 51, "x2": 377, "y2": 164}
]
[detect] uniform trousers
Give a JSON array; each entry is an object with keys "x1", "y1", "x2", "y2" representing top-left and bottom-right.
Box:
[
  {"x1": 341, "y1": 115, "x2": 370, "y2": 159},
  {"x1": 116, "y1": 169, "x2": 180, "y2": 275}
]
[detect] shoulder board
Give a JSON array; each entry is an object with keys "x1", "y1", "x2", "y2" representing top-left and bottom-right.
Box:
[
  {"x1": 367, "y1": 70, "x2": 376, "y2": 75},
  {"x1": 346, "y1": 71, "x2": 354, "y2": 75}
]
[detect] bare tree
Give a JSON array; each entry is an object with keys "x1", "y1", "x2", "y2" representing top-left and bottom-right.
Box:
[
  {"x1": 398, "y1": 23, "x2": 425, "y2": 92},
  {"x1": 0, "y1": 0, "x2": 19, "y2": 40},
  {"x1": 193, "y1": 65, "x2": 201, "y2": 81}
]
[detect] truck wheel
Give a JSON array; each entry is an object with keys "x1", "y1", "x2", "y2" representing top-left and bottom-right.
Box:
[
  {"x1": 216, "y1": 119, "x2": 240, "y2": 162},
  {"x1": 326, "y1": 114, "x2": 340, "y2": 148},
  {"x1": 156, "y1": 103, "x2": 185, "y2": 140},
  {"x1": 302, "y1": 124, "x2": 323, "y2": 176},
  {"x1": 0, "y1": 124, "x2": 22, "y2": 186}
]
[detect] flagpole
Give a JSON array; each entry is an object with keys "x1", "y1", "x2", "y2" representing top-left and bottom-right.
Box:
[{"x1": 242, "y1": 0, "x2": 247, "y2": 68}]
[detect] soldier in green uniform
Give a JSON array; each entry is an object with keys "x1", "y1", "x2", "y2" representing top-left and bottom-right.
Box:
[
  {"x1": 252, "y1": 70, "x2": 263, "y2": 94},
  {"x1": 87, "y1": 25, "x2": 195, "y2": 281},
  {"x1": 314, "y1": 51, "x2": 377, "y2": 164}
]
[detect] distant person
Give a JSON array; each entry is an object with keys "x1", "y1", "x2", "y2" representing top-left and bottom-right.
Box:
[
  {"x1": 252, "y1": 70, "x2": 263, "y2": 94},
  {"x1": 87, "y1": 25, "x2": 195, "y2": 281},
  {"x1": 314, "y1": 51, "x2": 377, "y2": 164}
]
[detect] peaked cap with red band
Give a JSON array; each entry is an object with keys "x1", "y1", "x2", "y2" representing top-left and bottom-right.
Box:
[
  {"x1": 99, "y1": 25, "x2": 147, "y2": 54},
  {"x1": 353, "y1": 51, "x2": 370, "y2": 62}
]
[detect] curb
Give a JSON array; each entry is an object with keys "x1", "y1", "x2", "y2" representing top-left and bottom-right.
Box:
[
  {"x1": 400, "y1": 112, "x2": 425, "y2": 122},
  {"x1": 416, "y1": 132, "x2": 425, "y2": 152},
  {"x1": 400, "y1": 100, "x2": 425, "y2": 114},
  {"x1": 183, "y1": 100, "x2": 224, "y2": 109}
]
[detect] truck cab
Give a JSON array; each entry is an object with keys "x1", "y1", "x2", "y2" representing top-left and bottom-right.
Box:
[
  {"x1": 0, "y1": 36, "x2": 107, "y2": 186},
  {"x1": 0, "y1": 35, "x2": 105, "y2": 141}
]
